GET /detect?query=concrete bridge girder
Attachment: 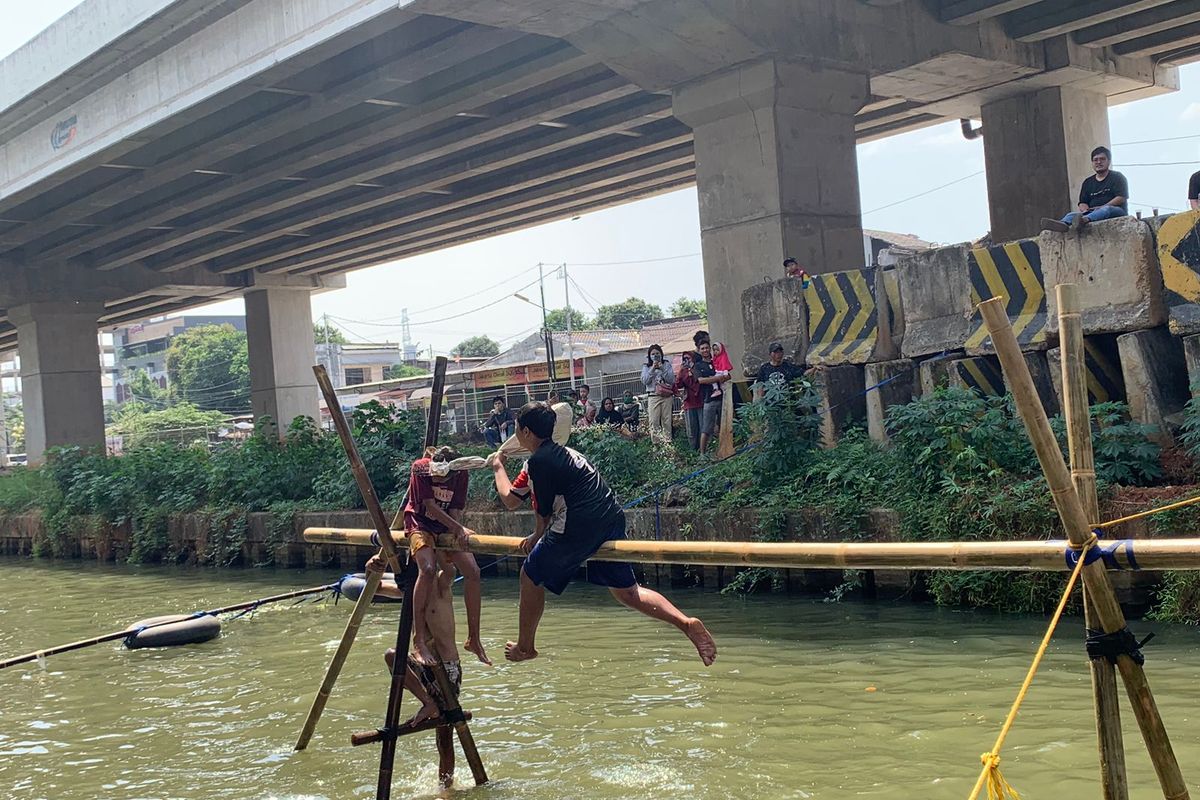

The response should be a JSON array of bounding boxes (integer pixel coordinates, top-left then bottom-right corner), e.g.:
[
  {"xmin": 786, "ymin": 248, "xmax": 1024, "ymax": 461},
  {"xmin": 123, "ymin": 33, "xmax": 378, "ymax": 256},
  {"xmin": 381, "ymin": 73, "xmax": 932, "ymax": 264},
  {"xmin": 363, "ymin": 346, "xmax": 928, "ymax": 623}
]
[{"xmin": 403, "ymin": 0, "xmax": 1176, "ymax": 360}]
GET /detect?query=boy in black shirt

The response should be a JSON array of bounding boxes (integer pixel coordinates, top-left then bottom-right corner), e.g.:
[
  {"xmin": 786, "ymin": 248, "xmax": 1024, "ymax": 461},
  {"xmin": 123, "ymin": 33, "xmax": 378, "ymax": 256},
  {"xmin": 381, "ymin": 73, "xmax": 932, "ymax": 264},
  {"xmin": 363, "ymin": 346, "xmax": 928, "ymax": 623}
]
[
  {"xmin": 755, "ymin": 342, "xmax": 804, "ymax": 400},
  {"xmin": 491, "ymin": 401, "xmax": 717, "ymax": 667},
  {"xmin": 1042, "ymin": 146, "xmax": 1128, "ymax": 232}
]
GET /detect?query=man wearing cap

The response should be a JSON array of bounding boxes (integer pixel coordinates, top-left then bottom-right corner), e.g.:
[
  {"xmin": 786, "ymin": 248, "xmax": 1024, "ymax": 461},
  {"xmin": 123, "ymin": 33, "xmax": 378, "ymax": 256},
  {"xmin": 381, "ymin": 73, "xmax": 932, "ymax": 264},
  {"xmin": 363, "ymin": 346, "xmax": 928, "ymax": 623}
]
[{"xmin": 754, "ymin": 342, "xmax": 803, "ymax": 402}]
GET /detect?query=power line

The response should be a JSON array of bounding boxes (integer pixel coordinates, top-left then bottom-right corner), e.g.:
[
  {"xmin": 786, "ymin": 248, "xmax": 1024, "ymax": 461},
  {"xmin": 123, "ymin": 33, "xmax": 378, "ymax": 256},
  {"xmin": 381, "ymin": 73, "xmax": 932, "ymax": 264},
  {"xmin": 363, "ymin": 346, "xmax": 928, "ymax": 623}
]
[
  {"xmin": 863, "ymin": 170, "xmax": 985, "ymax": 215},
  {"xmin": 1115, "ymin": 133, "xmax": 1200, "ymax": 147},
  {"xmin": 563, "ymin": 253, "xmax": 700, "ymax": 267}
]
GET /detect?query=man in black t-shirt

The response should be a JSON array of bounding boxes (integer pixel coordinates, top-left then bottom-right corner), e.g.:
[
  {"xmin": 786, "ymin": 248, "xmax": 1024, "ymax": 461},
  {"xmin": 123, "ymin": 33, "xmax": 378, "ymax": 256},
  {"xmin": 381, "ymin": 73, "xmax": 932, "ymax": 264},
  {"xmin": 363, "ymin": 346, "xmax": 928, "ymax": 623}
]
[
  {"xmin": 754, "ymin": 342, "xmax": 803, "ymax": 401},
  {"xmin": 1188, "ymin": 170, "xmax": 1200, "ymax": 210},
  {"xmin": 1042, "ymin": 146, "xmax": 1129, "ymax": 232},
  {"xmin": 491, "ymin": 401, "xmax": 717, "ymax": 667}
]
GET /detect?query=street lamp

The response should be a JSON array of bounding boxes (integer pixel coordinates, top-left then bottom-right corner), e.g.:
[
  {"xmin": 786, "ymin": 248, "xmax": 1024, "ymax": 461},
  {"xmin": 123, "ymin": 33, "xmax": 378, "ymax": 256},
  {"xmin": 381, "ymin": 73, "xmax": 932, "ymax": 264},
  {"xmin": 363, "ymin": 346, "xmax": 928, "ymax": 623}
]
[{"xmin": 513, "ymin": 288, "xmax": 556, "ymax": 384}]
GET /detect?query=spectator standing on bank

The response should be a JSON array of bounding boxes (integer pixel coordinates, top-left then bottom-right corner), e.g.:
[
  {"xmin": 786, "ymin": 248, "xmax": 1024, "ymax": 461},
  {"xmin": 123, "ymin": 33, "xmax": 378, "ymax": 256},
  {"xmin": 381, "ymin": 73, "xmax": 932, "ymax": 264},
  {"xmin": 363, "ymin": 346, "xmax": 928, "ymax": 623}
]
[
  {"xmin": 674, "ymin": 350, "xmax": 703, "ymax": 450},
  {"xmin": 754, "ymin": 342, "xmax": 804, "ymax": 401},
  {"xmin": 640, "ymin": 344, "xmax": 676, "ymax": 442},
  {"xmin": 692, "ymin": 339, "xmax": 730, "ymax": 453},
  {"xmin": 483, "ymin": 396, "xmax": 515, "ymax": 448},
  {"xmin": 577, "ymin": 384, "xmax": 599, "ymax": 419},
  {"xmin": 1042, "ymin": 146, "xmax": 1128, "ymax": 232},
  {"xmin": 1188, "ymin": 168, "xmax": 1200, "ymax": 210}
]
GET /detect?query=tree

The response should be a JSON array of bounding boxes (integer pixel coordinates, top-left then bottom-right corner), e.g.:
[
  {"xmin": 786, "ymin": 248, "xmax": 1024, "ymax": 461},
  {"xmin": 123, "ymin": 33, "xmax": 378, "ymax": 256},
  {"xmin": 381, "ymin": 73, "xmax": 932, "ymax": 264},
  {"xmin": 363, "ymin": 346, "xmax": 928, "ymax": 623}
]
[
  {"xmin": 594, "ymin": 297, "xmax": 664, "ymax": 329},
  {"xmin": 670, "ymin": 297, "xmax": 707, "ymax": 318},
  {"xmin": 314, "ymin": 321, "xmax": 347, "ymax": 344},
  {"xmin": 2, "ymin": 403, "xmax": 23, "ymax": 453},
  {"xmin": 166, "ymin": 324, "xmax": 250, "ymax": 413},
  {"xmin": 452, "ymin": 335, "xmax": 500, "ymax": 358},
  {"xmin": 108, "ymin": 401, "xmax": 228, "ymax": 445},
  {"xmin": 385, "ymin": 363, "xmax": 427, "ymax": 380},
  {"xmin": 544, "ymin": 307, "xmax": 592, "ymax": 331},
  {"xmin": 123, "ymin": 367, "xmax": 168, "ymax": 405}
]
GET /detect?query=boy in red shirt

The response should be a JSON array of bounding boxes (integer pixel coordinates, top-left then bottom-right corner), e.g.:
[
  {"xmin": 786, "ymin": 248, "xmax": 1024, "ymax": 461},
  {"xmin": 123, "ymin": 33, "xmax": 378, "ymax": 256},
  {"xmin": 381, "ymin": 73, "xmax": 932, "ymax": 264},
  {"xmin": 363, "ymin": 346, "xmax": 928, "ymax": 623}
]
[{"xmin": 402, "ymin": 446, "xmax": 490, "ymax": 666}]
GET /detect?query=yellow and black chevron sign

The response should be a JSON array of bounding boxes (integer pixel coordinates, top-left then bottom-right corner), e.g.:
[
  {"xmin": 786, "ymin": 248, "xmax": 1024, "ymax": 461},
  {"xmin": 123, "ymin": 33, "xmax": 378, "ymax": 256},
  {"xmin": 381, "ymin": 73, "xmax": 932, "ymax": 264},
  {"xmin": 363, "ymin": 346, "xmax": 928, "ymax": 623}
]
[
  {"xmin": 1082, "ymin": 338, "xmax": 1125, "ymax": 404},
  {"xmin": 805, "ymin": 268, "xmax": 877, "ymax": 364},
  {"xmin": 965, "ymin": 240, "xmax": 1047, "ymax": 352},
  {"xmin": 953, "ymin": 356, "xmax": 1004, "ymax": 397},
  {"xmin": 1157, "ymin": 210, "xmax": 1200, "ymax": 334}
]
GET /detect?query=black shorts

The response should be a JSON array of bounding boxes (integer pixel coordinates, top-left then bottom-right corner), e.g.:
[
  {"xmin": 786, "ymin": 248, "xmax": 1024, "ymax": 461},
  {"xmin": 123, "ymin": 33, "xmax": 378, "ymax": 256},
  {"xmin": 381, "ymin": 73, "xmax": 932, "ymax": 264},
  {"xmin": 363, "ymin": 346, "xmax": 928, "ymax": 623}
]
[
  {"xmin": 408, "ymin": 656, "xmax": 461, "ymax": 703},
  {"xmin": 523, "ymin": 516, "xmax": 637, "ymax": 595}
]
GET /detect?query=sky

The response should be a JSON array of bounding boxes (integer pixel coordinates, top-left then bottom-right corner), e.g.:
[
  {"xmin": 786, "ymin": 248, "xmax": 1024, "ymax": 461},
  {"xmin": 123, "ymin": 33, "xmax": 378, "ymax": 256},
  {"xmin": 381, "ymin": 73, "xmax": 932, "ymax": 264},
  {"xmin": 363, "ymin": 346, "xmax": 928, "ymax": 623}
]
[{"xmin": 6, "ymin": 3, "xmax": 1200, "ymax": 357}]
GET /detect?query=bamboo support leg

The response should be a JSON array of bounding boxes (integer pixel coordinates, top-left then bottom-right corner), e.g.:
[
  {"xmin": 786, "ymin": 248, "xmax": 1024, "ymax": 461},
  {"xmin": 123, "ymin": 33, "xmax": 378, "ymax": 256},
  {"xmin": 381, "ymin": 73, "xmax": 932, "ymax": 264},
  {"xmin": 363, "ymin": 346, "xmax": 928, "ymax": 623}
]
[
  {"xmin": 1058, "ymin": 284, "xmax": 1129, "ymax": 800},
  {"xmin": 377, "ymin": 568, "xmax": 417, "ymax": 800},
  {"xmin": 980, "ymin": 297, "xmax": 1188, "ymax": 800},
  {"xmin": 293, "ymin": 366, "xmax": 410, "ymax": 752},
  {"xmin": 429, "ymin": 662, "xmax": 488, "ymax": 786}
]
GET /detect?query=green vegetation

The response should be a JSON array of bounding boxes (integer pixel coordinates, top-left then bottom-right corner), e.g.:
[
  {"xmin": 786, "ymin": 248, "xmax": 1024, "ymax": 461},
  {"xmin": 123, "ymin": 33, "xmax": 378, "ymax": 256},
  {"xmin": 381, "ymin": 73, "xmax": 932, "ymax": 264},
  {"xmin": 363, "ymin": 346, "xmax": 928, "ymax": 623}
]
[
  {"xmin": 313, "ymin": 321, "xmax": 348, "ymax": 344},
  {"xmin": 452, "ymin": 335, "xmax": 500, "ymax": 358},
  {"xmin": 1, "ymin": 385, "xmax": 1196, "ymax": 622},
  {"xmin": 3, "ymin": 403, "xmax": 23, "ymax": 453},
  {"xmin": 384, "ymin": 363, "xmax": 427, "ymax": 380},
  {"xmin": 593, "ymin": 297, "xmax": 664, "ymax": 329},
  {"xmin": 669, "ymin": 297, "xmax": 706, "ymax": 318},
  {"xmin": 544, "ymin": 307, "xmax": 592, "ymax": 332},
  {"xmin": 165, "ymin": 324, "xmax": 251, "ymax": 413}
]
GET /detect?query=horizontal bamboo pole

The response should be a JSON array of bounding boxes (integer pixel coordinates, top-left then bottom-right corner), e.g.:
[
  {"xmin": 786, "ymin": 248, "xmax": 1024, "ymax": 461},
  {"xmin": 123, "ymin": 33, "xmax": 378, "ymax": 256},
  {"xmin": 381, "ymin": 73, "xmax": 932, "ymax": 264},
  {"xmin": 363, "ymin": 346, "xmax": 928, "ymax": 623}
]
[
  {"xmin": 351, "ymin": 712, "xmax": 474, "ymax": 746},
  {"xmin": 303, "ymin": 527, "xmax": 1200, "ymax": 572}
]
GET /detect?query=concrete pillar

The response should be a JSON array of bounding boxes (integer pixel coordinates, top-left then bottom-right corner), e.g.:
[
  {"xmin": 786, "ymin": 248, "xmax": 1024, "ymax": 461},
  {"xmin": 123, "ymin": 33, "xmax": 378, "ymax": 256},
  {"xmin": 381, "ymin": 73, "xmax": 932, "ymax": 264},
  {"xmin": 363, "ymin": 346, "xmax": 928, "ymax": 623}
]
[
  {"xmin": 244, "ymin": 288, "xmax": 319, "ymax": 430},
  {"xmin": 675, "ymin": 59, "xmax": 869, "ymax": 363},
  {"xmin": 10, "ymin": 301, "xmax": 106, "ymax": 463},
  {"xmin": 809, "ymin": 364, "xmax": 866, "ymax": 447},
  {"xmin": 981, "ymin": 86, "xmax": 1111, "ymax": 242}
]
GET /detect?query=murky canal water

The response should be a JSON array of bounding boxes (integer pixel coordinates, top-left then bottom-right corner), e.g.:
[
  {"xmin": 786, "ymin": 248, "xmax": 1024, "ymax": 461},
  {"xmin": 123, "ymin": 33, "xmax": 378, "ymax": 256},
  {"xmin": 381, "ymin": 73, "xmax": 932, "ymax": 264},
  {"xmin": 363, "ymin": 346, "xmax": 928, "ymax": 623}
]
[{"xmin": 1, "ymin": 559, "xmax": 1199, "ymax": 799}]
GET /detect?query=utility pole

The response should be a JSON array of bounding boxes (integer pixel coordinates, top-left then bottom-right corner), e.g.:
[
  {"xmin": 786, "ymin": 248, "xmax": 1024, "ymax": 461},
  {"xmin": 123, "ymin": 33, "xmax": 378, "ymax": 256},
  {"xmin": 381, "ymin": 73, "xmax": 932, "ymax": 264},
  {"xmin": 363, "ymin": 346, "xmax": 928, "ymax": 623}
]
[
  {"xmin": 0, "ymin": 355, "xmax": 9, "ymax": 458},
  {"xmin": 538, "ymin": 263, "xmax": 556, "ymax": 383},
  {"xmin": 321, "ymin": 313, "xmax": 340, "ymax": 389},
  {"xmin": 561, "ymin": 262, "xmax": 575, "ymax": 389}
]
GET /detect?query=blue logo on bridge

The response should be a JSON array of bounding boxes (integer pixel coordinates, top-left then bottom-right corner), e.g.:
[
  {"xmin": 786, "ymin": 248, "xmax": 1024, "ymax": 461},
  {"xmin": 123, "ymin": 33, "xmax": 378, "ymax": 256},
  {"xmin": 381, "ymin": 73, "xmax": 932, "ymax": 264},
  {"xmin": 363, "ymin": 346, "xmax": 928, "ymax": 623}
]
[{"xmin": 51, "ymin": 115, "xmax": 78, "ymax": 150}]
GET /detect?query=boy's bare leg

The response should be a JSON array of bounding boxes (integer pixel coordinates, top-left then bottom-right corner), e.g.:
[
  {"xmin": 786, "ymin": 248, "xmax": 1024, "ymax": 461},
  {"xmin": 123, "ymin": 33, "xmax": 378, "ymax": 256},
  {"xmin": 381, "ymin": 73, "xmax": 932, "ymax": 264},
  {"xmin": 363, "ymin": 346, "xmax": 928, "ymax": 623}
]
[
  {"xmin": 411, "ymin": 546, "xmax": 439, "ymax": 664},
  {"xmin": 505, "ymin": 567, "xmax": 544, "ymax": 662},
  {"xmin": 383, "ymin": 649, "xmax": 440, "ymax": 726},
  {"xmin": 699, "ymin": 433, "xmax": 711, "ymax": 452},
  {"xmin": 609, "ymin": 583, "xmax": 717, "ymax": 666},
  {"xmin": 448, "ymin": 550, "xmax": 491, "ymax": 665}
]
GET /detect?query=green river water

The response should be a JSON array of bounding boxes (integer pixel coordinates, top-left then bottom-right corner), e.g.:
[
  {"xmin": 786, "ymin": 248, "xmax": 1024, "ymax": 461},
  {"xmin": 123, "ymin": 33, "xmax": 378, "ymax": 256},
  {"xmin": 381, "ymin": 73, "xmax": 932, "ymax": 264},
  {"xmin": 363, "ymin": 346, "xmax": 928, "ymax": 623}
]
[{"xmin": 2, "ymin": 559, "xmax": 1199, "ymax": 799}]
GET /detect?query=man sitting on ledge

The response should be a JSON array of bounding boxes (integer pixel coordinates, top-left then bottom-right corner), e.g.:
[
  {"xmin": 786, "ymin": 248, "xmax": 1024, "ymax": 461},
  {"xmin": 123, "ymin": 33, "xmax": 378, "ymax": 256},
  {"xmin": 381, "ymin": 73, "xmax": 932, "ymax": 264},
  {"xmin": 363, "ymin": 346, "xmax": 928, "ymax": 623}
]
[{"xmin": 1042, "ymin": 146, "xmax": 1128, "ymax": 233}]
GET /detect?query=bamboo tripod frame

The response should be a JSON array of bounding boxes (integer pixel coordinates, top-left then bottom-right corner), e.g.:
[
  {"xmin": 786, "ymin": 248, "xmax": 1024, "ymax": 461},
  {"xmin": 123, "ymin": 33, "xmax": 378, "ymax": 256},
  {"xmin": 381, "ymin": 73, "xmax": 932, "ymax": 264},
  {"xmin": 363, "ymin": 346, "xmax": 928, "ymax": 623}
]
[
  {"xmin": 299, "ymin": 360, "xmax": 486, "ymax": 799},
  {"xmin": 979, "ymin": 295, "xmax": 1188, "ymax": 800},
  {"xmin": 1059, "ymin": 284, "xmax": 1128, "ymax": 800}
]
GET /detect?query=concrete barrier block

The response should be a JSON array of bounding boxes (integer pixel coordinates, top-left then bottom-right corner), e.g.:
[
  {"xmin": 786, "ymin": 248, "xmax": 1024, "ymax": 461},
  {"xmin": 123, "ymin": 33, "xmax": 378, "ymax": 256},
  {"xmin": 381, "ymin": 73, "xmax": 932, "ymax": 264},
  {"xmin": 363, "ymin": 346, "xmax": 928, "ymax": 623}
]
[
  {"xmin": 808, "ymin": 363, "xmax": 866, "ymax": 446},
  {"xmin": 804, "ymin": 267, "xmax": 897, "ymax": 365},
  {"xmin": 1042, "ymin": 216, "xmax": 1166, "ymax": 334},
  {"xmin": 1046, "ymin": 334, "xmax": 1126, "ymax": 407},
  {"xmin": 864, "ymin": 358, "xmax": 914, "ymax": 443},
  {"xmin": 964, "ymin": 239, "xmax": 1049, "ymax": 355},
  {"xmin": 917, "ymin": 353, "xmax": 956, "ymax": 396},
  {"xmin": 741, "ymin": 277, "xmax": 807, "ymax": 373},
  {"xmin": 1155, "ymin": 210, "xmax": 1200, "ymax": 335},
  {"xmin": 1117, "ymin": 328, "xmax": 1188, "ymax": 444},
  {"xmin": 948, "ymin": 355, "xmax": 1005, "ymax": 397},
  {"xmin": 896, "ymin": 244, "xmax": 972, "ymax": 358},
  {"xmin": 1185, "ymin": 334, "xmax": 1200, "ymax": 398}
]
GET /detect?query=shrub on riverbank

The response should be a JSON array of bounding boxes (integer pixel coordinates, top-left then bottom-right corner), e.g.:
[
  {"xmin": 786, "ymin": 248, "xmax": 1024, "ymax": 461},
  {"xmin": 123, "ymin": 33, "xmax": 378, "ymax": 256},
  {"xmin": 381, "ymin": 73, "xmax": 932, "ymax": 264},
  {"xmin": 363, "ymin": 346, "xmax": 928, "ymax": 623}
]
[{"xmin": 0, "ymin": 390, "xmax": 1194, "ymax": 620}]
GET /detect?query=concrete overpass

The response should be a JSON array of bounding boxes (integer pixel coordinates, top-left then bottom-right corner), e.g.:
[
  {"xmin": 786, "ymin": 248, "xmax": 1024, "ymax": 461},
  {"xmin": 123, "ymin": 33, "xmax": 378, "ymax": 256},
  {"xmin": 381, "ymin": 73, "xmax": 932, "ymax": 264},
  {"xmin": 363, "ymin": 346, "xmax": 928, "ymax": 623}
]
[{"xmin": 1, "ymin": 0, "xmax": 1198, "ymax": 459}]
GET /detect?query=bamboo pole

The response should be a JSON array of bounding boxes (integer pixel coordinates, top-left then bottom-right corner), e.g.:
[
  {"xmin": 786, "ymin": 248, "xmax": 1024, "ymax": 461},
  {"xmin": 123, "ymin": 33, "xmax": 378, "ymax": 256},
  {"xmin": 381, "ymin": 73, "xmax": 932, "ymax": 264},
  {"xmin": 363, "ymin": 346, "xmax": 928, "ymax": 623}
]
[
  {"xmin": 351, "ymin": 712, "xmax": 474, "ymax": 746},
  {"xmin": 0, "ymin": 582, "xmax": 335, "ymax": 671},
  {"xmin": 302, "ymin": 527, "xmax": 1200, "ymax": 571},
  {"xmin": 429, "ymin": 661, "xmax": 488, "ymax": 785},
  {"xmin": 716, "ymin": 383, "xmax": 735, "ymax": 459},
  {"xmin": 979, "ymin": 296, "xmax": 1188, "ymax": 800},
  {"xmin": 294, "ymin": 366, "xmax": 409, "ymax": 752},
  {"xmin": 1059, "ymin": 283, "xmax": 1130, "ymax": 800},
  {"xmin": 375, "ymin": 356, "xmax": 456, "ymax": 800}
]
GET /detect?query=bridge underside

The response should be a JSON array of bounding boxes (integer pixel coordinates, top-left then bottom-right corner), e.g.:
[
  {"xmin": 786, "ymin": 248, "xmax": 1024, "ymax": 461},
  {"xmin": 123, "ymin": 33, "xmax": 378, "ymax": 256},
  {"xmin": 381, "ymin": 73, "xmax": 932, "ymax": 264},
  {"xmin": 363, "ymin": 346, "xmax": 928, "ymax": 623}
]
[{"xmin": 3, "ymin": 0, "xmax": 1200, "ymax": 457}]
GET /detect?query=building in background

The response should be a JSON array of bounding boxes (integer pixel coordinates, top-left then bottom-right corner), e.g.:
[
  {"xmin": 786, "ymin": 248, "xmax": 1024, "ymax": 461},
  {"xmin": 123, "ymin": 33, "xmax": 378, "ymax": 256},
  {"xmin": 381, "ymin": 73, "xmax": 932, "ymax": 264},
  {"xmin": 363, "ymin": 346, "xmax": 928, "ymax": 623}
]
[
  {"xmin": 315, "ymin": 340, "xmax": 404, "ymax": 389},
  {"xmin": 112, "ymin": 316, "xmax": 246, "ymax": 402}
]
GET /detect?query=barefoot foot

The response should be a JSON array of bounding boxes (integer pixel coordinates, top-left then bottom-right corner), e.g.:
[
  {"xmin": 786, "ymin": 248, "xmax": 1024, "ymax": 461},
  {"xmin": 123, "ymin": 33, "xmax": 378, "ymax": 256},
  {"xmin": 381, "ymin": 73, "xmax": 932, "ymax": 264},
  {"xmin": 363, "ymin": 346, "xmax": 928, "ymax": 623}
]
[
  {"xmin": 504, "ymin": 641, "xmax": 539, "ymax": 662},
  {"xmin": 411, "ymin": 638, "xmax": 437, "ymax": 666},
  {"xmin": 404, "ymin": 700, "xmax": 441, "ymax": 728},
  {"xmin": 685, "ymin": 618, "xmax": 717, "ymax": 666},
  {"xmin": 465, "ymin": 637, "xmax": 493, "ymax": 666}
]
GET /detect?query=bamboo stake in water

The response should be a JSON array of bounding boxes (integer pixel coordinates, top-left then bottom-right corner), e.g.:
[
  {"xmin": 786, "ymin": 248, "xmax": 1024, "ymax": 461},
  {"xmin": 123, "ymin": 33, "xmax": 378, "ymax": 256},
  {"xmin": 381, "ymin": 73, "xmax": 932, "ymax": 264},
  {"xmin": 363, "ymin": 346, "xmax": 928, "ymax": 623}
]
[
  {"xmin": 1058, "ymin": 283, "xmax": 1129, "ymax": 800},
  {"xmin": 293, "ymin": 365, "xmax": 408, "ymax": 752},
  {"xmin": 979, "ymin": 296, "xmax": 1188, "ymax": 800}
]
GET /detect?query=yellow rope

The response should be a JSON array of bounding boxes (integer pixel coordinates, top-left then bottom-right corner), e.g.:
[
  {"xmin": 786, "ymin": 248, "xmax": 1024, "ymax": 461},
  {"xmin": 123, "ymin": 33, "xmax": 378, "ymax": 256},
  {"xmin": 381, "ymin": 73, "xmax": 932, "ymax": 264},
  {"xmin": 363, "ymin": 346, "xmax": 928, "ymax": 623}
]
[
  {"xmin": 1095, "ymin": 492, "xmax": 1200, "ymax": 530},
  {"xmin": 965, "ymin": 534, "xmax": 1095, "ymax": 800}
]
